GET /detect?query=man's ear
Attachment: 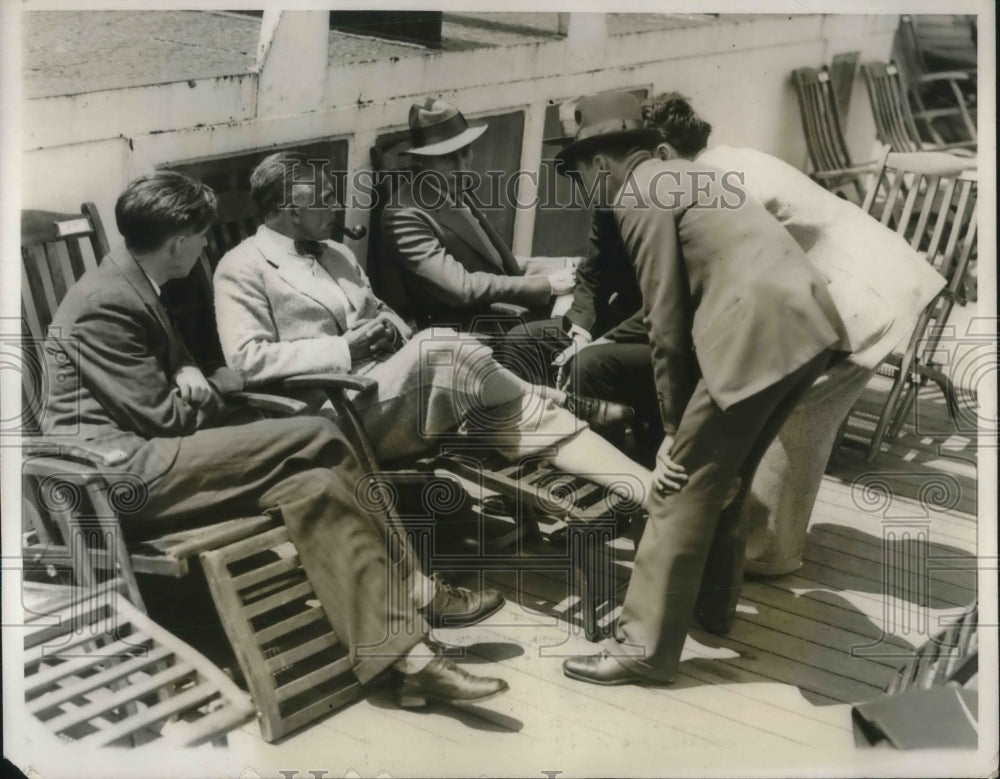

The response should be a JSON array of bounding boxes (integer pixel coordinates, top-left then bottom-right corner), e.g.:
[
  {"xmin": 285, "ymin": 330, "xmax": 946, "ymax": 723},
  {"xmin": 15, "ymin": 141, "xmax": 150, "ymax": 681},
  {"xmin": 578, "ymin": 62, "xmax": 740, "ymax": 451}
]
[
  {"xmin": 164, "ymin": 233, "xmax": 185, "ymax": 257},
  {"xmin": 657, "ymin": 142, "xmax": 681, "ymax": 161}
]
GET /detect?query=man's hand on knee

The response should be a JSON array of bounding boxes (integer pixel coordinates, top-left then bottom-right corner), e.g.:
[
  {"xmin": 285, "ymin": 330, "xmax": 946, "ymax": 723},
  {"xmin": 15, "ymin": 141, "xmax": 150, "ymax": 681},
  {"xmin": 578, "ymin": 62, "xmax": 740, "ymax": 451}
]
[{"xmin": 653, "ymin": 434, "xmax": 688, "ymax": 495}]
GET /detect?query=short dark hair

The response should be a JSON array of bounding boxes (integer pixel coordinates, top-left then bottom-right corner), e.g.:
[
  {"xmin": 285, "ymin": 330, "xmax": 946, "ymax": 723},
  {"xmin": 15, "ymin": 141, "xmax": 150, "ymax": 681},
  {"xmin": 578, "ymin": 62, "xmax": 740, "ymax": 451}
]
[
  {"xmin": 115, "ymin": 171, "xmax": 217, "ymax": 252},
  {"xmin": 641, "ymin": 92, "xmax": 712, "ymax": 157},
  {"xmin": 250, "ymin": 151, "xmax": 330, "ymax": 216}
]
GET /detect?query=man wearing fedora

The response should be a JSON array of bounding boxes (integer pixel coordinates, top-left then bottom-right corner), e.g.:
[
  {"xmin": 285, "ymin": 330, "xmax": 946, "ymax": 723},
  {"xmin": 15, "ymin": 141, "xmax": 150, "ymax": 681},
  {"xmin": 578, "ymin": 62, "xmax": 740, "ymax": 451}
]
[
  {"xmin": 554, "ymin": 91, "xmax": 850, "ymax": 686},
  {"xmin": 379, "ymin": 97, "xmax": 577, "ymax": 335}
]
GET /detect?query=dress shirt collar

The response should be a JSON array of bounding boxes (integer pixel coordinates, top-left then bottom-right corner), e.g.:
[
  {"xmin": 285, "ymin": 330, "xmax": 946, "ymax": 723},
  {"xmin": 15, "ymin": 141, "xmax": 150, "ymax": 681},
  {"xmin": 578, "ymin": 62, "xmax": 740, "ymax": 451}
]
[{"xmin": 259, "ymin": 223, "xmax": 317, "ymax": 257}]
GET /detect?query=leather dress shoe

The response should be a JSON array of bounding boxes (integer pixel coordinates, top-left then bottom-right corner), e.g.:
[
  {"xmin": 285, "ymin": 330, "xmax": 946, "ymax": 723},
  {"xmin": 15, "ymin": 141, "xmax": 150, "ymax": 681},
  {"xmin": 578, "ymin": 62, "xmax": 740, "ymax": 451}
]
[
  {"xmin": 421, "ymin": 575, "xmax": 505, "ymax": 628},
  {"xmin": 395, "ymin": 656, "xmax": 509, "ymax": 708},
  {"xmin": 562, "ymin": 649, "xmax": 647, "ymax": 686},
  {"xmin": 563, "ymin": 394, "xmax": 636, "ymax": 431}
]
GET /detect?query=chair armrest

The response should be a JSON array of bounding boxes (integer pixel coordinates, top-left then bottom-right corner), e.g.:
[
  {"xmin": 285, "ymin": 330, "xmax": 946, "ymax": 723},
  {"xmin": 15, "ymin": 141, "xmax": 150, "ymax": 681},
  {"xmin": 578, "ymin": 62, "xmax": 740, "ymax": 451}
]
[
  {"xmin": 489, "ymin": 302, "xmax": 530, "ymax": 317},
  {"xmin": 916, "ymin": 70, "xmax": 973, "ymax": 84},
  {"xmin": 812, "ymin": 162, "xmax": 880, "ymax": 180},
  {"xmin": 228, "ymin": 391, "xmax": 308, "ymax": 416},
  {"xmin": 277, "ymin": 373, "xmax": 379, "ymax": 393},
  {"xmin": 21, "ymin": 436, "xmax": 129, "ymax": 469}
]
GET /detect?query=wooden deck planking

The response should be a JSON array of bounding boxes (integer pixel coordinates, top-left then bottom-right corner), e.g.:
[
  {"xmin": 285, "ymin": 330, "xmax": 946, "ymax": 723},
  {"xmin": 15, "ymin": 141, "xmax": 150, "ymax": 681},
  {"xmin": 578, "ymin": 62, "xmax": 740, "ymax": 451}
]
[{"xmin": 225, "ymin": 369, "xmax": 979, "ymax": 765}]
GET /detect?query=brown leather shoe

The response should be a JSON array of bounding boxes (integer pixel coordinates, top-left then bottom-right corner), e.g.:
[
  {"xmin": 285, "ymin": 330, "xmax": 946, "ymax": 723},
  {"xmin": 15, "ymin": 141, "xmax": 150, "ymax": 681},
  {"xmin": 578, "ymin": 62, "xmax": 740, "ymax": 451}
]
[
  {"xmin": 562, "ymin": 649, "xmax": 647, "ymax": 686},
  {"xmin": 563, "ymin": 394, "xmax": 636, "ymax": 431},
  {"xmin": 395, "ymin": 656, "xmax": 509, "ymax": 708},
  {"xmin": 421, "ymin": 574, "xmax": 505, "ymax": 628}
]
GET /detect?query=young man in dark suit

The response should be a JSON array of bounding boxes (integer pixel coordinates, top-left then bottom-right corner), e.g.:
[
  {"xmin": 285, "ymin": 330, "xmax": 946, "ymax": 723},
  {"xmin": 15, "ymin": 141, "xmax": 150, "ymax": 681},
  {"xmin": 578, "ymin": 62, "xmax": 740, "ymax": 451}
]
[
  {"xmin": 554, "ymin": 92, "xmax": 849, "ymax": 686},
  {"xmin": 42, "ymin": 170, "xmax": 508, "ymax": 708}
]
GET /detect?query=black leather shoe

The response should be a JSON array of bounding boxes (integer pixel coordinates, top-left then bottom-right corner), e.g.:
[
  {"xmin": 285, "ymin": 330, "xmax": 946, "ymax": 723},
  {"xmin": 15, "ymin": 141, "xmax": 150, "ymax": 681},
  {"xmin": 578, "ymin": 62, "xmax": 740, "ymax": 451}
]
[
  {"xmin": 563, "ymin": 394, "xmax": 636, "ymax": 431},
  {"xmin": 421, "ymin": 575, "xmax": 505, "ymax": 628},
  {"xmin": 395, "ymin": 656, "xmax": 509, "ymax": 708},
  {"xmin": 562, "ymin": 649, "xmax": 647, "ymax": 686}
]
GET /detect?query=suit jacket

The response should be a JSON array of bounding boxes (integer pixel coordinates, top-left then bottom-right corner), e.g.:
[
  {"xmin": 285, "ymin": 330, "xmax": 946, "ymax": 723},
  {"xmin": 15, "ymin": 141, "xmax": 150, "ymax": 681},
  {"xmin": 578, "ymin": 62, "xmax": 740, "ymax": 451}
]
[
  {"xmin": 616, "ymin": 157, "xmax": 849, "ymax": 434},
  {"xmin": 214, "ymin": 225, "xmax": 411, "ymax": 385},
  {"xmin": 700, "ymin": 146, "xmax": 945, "ymax": 369},
  {"xmin": 379, "ymin": 181, "xmax": 552, "ymax": 328},
  {"xmin": 42, "ymin": 249, "xmax": 222, "ymax": 472},
  {"xmin": 563, "ymin": 208, "xmax": 646, "ymax": 343}
]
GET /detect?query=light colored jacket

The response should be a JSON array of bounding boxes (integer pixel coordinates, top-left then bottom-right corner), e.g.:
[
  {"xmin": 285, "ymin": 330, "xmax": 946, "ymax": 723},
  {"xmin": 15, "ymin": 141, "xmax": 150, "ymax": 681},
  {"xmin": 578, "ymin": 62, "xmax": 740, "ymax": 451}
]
[
  {"xmin": 214, "ymin": 224, "xmax": 410, "ymax": 385},
  {"xmin": 700, "ymin": 146, "xmax": 946, "ymax": 369}
]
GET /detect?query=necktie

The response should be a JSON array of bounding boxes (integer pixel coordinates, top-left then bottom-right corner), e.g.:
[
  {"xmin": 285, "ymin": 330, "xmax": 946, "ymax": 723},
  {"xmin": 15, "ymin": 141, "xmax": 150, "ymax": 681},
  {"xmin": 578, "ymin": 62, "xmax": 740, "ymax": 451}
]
[{"xmin": 294, "ymin": 239, "xmax": 325, "ymax": 261}]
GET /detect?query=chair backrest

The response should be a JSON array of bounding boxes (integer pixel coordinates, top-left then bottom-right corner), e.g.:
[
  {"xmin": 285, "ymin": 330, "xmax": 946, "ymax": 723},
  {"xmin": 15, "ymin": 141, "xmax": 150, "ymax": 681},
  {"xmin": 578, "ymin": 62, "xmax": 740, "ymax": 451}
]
[
  {"xmin": 862, "ymin": 150, "xmax": 977, "ymax": 293},
  {"xmin": 791, "ymin": 66, "xmax": 854, "ymax": 175},
  {"xmin": 366, "ymin": 137, "xmax": 425, "ymax": 325},
  {"xmin": 20, "ymin": 203, "xmax": 111, "ymax": 433},
  {"xmin": 21, "ymin": 203, "xmax": 111, "ymax": 342},
  {"xmin": 893, "ymin": 14, "xmax": 930, "ymax": 82},
  {"xmin": 896, "ymin": 14, "xmax": 977, "ymax": 78},
  {"xmin": 861, "ymin": 61, "xmax": 924, "ymax": 153}
]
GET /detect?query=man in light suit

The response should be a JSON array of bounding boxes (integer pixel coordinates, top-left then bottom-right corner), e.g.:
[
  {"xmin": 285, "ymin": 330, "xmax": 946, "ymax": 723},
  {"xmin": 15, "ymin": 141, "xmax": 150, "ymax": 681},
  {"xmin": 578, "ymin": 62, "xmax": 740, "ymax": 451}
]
[
  {"xmin": 641, "ymin": 92, "xmax": 947, "ymax": 575},
  {"xmin": 379, "ymin": 98, "xmax": 577, "ymax": 333},
  {"xmin": 555, "ymin": 91, "xmax": 849, "ymax": 686},
  {"xmin": 43, "ymin": 171, "xmax": 509, "ymax": 708},
  {"xmin": 214, "ymin": 152, "xmax": 652, "ymax": 508}
]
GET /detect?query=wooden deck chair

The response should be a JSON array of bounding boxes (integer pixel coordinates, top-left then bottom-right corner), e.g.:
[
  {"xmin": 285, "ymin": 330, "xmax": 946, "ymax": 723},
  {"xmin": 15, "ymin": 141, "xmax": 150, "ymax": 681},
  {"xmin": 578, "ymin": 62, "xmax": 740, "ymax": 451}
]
[
  {"xmin": 19, "ymin": 202, "xmax": 380, "ymax": 741},
  {"xmin": 22, "ymin": 579, "xmax": 255, "ymax": 748},
  {"xmin": 886, "ymin": 600, "xmax": 977, "ymax": 694},
  {"xmin": 367, "ymin": 135, "xmax": 423, "ymax": 325},
  {"xmin": 861, "ymin": 61, "xmax": 976, "ymax": 155},
  {"xmin": 19, "ymin": 203, "xmax": 316, "ymax": 611},
  {"xmin": 845, "ymin": 151, "xmax": 977, "ymax": 461},
  {"xmin": 893, "ymin": 15, "xmax": 977, "ymax": 148},
  {"xmin": 791, "ymin": 66, "xmax": 879, "ymax": 203}
]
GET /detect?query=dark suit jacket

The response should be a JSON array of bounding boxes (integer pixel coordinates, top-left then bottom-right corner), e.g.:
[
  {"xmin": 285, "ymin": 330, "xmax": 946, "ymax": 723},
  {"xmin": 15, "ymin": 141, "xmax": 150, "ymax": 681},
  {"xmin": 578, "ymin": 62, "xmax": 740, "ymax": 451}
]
[
  {"xmin": 563, "ymin": 208, "xmax": 646, "ymax": 343},
  {"xmin": 379, "ymin": 181, "xmax": 551, "ymax": 328},
  {"xmin": 42, "ymin": 249, "xmax": 228, "ymax": 474},
  {"xmin": 615, "ymin": 158, "xmax": 849, "ymax": 434}
]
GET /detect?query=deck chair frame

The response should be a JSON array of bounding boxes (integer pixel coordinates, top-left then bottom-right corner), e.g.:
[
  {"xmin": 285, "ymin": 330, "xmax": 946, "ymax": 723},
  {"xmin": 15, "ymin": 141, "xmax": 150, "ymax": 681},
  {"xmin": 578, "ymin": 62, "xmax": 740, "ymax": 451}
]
[
  {"xmin": 861, "ymin": 60, "xmax": 976, "ymax": 155},
  {"xmin": 791, "ymin": 65, "xmax": 876, "ymax": 203},
  {"xmin": 840, "ymin": 150, "xmax": 977, "ymax": 461}
]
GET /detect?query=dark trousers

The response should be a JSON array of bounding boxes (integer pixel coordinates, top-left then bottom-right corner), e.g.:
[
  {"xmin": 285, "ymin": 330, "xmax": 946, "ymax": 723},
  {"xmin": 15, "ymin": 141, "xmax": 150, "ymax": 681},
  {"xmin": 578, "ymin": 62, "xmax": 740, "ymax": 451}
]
[
  {"xmin": 492, "ymin": 316, "xmax": 568, "ymax": 385},
  {"xmin": 616, "ymin": 350, "xmax": 833, "ymax": 681},
  {"xmin": 504, "ymin": 318, "xmax": 663, "ymax": 464},
  {"xmin": 126, "ymin": 416, "xmax": 428, "ymax": 683},
  {"xmin": 572, "ymin": 342, "xmax": 663, "ymax": 465}
]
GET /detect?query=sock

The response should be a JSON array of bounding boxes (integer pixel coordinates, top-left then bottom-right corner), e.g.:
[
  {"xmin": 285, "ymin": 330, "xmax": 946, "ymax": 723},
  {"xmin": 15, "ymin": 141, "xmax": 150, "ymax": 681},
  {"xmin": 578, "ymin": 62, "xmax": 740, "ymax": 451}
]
[{"xmin": 393, "ymin": 640, "xmax": 437, "ymax": 674}]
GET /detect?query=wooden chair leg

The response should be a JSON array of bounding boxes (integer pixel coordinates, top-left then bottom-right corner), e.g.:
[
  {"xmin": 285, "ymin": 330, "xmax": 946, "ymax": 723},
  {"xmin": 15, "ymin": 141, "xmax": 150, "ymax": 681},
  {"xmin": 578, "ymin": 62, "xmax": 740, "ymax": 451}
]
[{"xmin": 866, "ymin": 368, "xmax": 911, "ymax": 462}]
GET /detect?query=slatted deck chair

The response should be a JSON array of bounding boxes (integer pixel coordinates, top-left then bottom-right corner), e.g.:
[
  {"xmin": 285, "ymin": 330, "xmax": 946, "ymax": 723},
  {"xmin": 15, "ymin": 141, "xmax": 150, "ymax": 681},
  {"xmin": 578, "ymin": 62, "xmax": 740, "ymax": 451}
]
[
  {"xmin": 841, "ymin": 151, "xmax": 977, "ymax": 461},
  {"xmin": 19, "ymin": 203, "xmax": 307, "ymax": 612},
  {"xmin": 367, "ymin": 136, "xmax": 423, "ymax": 325},
  {"xmin": 19, "ymin": 203, "xmax": 371, "ymax": 742},
  {"xmin": 791, "ymin": 66, "xmax": 879, "ymax": 203},
  {"xmin": 862, "ymin": 61, "xmax": 976, "ymax": 156},
  {"xmin": 893, "ymin": 15, "xmax": 977, "ymax": 148},
  {"xmin": 22, "ymin": 579, "xmax": 255, "ymax": 747},
  {"xmin": 887, "ymin": 601, "xmax": 978, "ymax": 695}
]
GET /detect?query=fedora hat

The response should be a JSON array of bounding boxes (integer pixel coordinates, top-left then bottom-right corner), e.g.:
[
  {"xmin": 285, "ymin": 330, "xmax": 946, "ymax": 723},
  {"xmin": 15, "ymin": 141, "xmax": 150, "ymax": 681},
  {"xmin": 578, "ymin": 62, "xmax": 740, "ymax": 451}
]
[
  {"xmin": 554, "ymin": 91, "xmax": 661, "ymax": 172},
  {"xmin": 405, "ymin": 97, "xmax": 488, "ymax": 156},
  {"xmin": 543, "ymin": 96, "xmax": 582, "ymax": 146}
]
